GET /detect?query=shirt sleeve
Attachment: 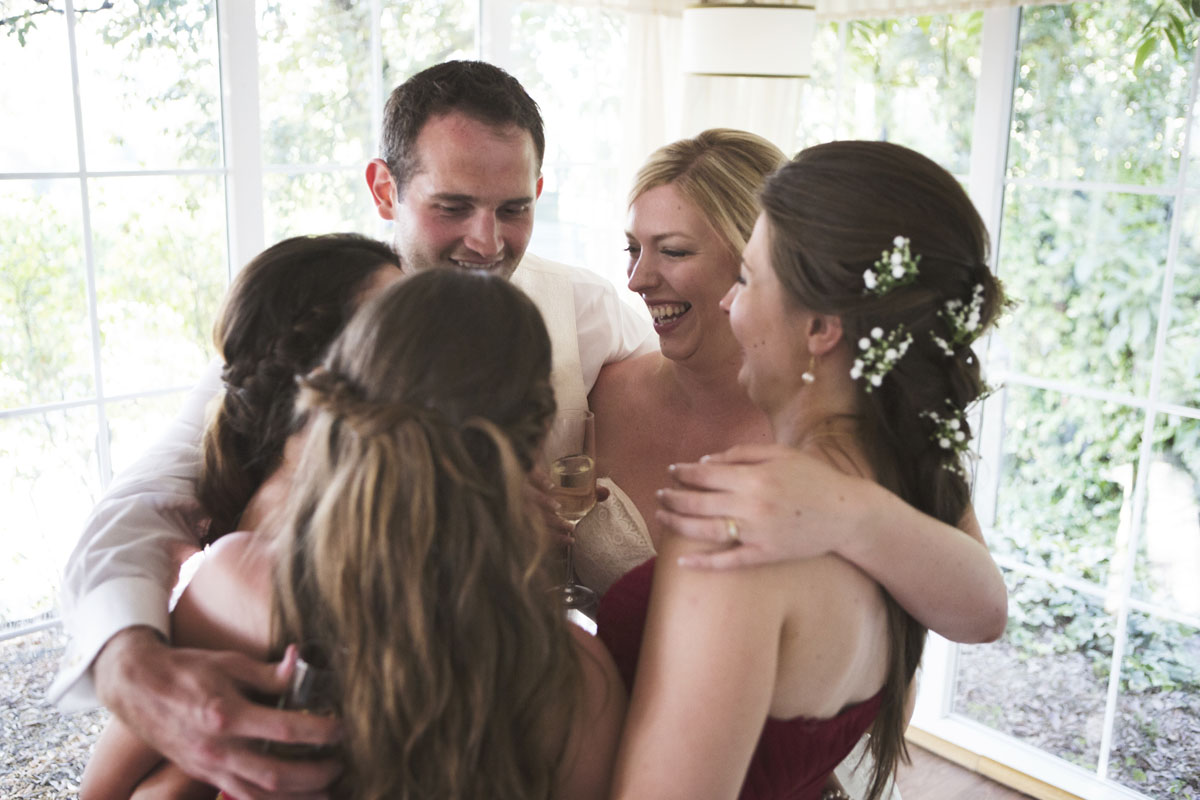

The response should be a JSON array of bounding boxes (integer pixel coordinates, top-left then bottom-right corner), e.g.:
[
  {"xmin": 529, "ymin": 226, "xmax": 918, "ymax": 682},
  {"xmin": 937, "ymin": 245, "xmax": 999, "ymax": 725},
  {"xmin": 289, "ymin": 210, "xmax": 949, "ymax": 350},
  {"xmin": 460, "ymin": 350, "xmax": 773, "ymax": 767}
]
[
  {"xmin": 48, "ymin": 362, "xmax": 220, "ymax": 711},
  {"xmin": 571, "ymin": 269, "xmax": 657, "ymax": 393}
]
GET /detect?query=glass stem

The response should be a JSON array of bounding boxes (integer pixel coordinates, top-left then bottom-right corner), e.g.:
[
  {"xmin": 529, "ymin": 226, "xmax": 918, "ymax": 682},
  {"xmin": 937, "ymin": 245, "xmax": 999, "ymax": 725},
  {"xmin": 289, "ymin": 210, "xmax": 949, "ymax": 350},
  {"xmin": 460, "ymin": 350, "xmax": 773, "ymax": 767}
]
[{"xmin": 564, "ymin": 523, "xmax": 577, "ymax": 587}]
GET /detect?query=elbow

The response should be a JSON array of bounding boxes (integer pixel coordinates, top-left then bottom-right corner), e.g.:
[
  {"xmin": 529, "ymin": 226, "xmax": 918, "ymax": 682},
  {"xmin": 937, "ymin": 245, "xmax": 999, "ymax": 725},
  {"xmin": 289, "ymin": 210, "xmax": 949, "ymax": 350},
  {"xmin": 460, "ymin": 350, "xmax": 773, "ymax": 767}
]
[{"xmin": 963, "ymin": 596, "xmax": 1008, "ymax": 644}]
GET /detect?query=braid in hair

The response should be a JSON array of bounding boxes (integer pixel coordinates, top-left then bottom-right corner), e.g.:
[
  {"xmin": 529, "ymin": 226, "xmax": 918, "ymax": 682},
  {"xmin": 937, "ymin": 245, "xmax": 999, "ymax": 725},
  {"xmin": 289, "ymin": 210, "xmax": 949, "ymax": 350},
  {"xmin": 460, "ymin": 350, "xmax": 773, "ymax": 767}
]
[{"xmin": 198, "ymin": 233, "xmax": 399, "ymax": 543}]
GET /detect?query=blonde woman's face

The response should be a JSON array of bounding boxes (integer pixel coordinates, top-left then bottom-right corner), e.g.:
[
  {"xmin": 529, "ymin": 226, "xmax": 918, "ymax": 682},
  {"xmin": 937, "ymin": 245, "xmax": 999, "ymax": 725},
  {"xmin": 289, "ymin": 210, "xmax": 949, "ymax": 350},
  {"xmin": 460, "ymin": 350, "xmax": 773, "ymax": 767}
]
[{"xmin": 625, "ymin": 183, "xmax": 741, "ymax": 366}]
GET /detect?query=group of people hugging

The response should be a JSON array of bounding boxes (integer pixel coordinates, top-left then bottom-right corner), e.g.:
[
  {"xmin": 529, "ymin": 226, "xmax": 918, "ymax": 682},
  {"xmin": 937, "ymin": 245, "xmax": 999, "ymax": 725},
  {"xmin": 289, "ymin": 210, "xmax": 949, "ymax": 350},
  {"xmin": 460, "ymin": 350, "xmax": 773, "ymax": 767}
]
[{"xmin": 50, "ymin": 59, "xmax": 1010, "ymax": 800}]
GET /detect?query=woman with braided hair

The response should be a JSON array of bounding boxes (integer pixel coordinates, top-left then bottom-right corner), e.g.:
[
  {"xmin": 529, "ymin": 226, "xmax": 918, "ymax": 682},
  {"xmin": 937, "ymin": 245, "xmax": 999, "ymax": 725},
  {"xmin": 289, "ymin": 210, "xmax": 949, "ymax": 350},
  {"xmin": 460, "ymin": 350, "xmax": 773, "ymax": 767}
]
[
  {"xmin": 597, "ymin": 140, "xmax": 1004, "ymax": 800},
  {"xmin": 82, "ymin": 269, "xmax": 625, "ymax": 799},
  {"xmin": 197, "ymin": 233, "xmax": 403, "ymax": 545}
]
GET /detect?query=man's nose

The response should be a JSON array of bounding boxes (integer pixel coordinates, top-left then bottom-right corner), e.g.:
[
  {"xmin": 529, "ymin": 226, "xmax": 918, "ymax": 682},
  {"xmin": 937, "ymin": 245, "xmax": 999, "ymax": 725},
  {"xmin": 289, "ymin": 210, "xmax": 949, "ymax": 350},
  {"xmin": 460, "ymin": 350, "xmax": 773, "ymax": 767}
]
[{"xmin": 463, "ymin": 212, "xmax": 502, "ymax": 256}]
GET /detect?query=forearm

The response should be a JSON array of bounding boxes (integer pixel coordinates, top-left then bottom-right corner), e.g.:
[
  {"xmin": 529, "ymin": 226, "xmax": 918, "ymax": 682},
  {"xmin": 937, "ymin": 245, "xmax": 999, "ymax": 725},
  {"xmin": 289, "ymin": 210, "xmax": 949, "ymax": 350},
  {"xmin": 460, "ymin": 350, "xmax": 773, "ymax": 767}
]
[
  {"xmin": 840, "ymin": 488, "xmax": 1007, "ymax": 643},
  {"xmin": 51, "ymin": 363, "xmax": 219, "ymax": 710}
]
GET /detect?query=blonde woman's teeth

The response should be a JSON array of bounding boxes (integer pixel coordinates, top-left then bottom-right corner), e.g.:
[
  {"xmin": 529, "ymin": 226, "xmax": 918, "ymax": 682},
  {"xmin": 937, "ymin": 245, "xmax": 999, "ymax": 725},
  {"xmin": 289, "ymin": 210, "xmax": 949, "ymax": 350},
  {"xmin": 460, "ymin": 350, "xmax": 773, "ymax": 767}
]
[{"xmin": 650, "ymin": 303, "xmax": 691, "ymax": 323}]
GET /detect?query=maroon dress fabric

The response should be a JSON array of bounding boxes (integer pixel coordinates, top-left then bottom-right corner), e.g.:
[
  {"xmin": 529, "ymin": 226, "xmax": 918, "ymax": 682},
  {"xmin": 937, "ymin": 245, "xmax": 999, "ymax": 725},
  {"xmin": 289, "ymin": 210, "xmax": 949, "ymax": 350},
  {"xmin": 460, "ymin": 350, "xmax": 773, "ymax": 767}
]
[{"xmin": 596, "ymin": 558, "xmax": 884, "ymax": 800}]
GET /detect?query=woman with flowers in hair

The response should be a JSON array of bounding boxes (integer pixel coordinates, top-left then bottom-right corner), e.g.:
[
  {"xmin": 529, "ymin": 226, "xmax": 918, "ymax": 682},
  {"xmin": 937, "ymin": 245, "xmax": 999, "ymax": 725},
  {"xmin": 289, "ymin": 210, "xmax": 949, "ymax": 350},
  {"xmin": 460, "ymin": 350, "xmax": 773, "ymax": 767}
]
[
  {"xmin": 82, "ymin": 269, "xmax": 625, "ymax": 799},
  {"xmin": 597, "ymin": 140, "xmax": 1004, "ymax": 800}
]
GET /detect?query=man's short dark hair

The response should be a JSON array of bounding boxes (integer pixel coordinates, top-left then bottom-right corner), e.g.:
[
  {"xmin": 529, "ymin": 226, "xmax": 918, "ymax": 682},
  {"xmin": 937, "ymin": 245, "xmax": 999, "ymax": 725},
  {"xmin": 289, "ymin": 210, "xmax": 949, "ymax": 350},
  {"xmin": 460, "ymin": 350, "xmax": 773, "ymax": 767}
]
[{"xmin": 380, "ymin": 60, "xmax": 546, "ymax": 193}]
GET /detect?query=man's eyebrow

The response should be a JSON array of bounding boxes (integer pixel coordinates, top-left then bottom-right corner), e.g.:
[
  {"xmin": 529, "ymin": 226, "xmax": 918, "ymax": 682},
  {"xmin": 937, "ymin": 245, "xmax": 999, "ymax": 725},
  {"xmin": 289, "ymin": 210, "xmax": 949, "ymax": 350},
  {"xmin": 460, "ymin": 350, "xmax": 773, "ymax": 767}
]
[{"xmin": 429, "ymin": 192, "xmax": 535, "ymax": 205}]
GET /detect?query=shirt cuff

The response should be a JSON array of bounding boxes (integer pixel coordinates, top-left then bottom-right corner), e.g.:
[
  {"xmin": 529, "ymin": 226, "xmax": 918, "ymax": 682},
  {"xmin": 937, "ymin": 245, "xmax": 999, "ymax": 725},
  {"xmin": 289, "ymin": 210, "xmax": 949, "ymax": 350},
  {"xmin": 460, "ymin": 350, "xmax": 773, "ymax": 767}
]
[{"xmin": 48, "ymin": 576, "xmax": 172, "ymax": 712}]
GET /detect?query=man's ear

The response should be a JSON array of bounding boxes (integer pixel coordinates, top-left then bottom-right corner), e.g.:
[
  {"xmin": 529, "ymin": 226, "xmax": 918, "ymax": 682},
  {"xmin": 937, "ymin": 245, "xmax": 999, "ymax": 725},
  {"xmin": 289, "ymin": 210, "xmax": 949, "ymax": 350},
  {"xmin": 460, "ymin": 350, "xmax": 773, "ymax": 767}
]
[
  {"xmin": 366, "ymin": 159, "xmax": 399, "ymax": 221},
  {"xmin": 806, "ymin": 313, "xmax": 844, "ymax": 357},
  {"xmin": 535, "ymin": 174, "xmax": 544, "ymax": 200}
]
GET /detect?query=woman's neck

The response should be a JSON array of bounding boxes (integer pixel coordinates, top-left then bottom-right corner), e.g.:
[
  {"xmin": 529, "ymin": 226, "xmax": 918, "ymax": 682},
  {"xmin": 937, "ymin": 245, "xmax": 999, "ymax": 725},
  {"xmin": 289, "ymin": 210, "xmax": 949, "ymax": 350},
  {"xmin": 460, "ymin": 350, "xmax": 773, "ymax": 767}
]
[{"xmin": 658, "ymin": 348, "xmax": 762, "ymax": 423}]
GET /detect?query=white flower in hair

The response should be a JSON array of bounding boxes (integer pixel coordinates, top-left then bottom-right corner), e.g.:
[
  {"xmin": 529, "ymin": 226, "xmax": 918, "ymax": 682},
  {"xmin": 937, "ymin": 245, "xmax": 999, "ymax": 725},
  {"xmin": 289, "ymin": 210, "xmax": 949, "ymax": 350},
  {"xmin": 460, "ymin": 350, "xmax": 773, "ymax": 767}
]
[
  {"xmin": 933, "ymin": 283, "xmax": 987, "ymax": 357},
  {"xmin": 850, "ymin": 324, "xmax": 912, "ymax": 393},
  {"xmin": 861, "ymin": 236, "xmax": 921, "ymax": 296}
]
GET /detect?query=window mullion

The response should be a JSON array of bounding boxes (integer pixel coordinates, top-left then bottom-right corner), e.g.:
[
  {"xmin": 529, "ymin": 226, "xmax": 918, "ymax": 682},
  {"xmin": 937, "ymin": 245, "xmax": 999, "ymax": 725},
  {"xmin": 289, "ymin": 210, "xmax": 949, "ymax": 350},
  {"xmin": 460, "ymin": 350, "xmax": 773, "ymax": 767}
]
[
  {"xmin": 217, "ymin": 0, "xmax": 265, "ymax": 277},
  {"xmin": 1094, "ymin": 38, "xmax": 1200, "ymax": 782},
  {"xmin": 63, "ymin": 0, "xmax": 112, "ymax": 488}
]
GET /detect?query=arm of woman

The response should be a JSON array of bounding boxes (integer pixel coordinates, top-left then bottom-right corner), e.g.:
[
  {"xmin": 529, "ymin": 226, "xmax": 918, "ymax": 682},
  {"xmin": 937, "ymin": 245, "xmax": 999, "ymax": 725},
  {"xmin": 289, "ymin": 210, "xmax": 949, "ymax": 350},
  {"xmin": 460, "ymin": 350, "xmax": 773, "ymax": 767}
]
[
  {"xmin": 656, "ymin": 443, "xmax": 1007, "ymax": 644},
  {"xmin": 555, "ymin": 625, "xmax": 627, "ymax": 800},
  {"xmin": 79, "ymin": 533, "xmax": 284, "ymax": 800},
  {"xmin": 609, "ymin": 534, "xmax": 786, "ymax": 800}
]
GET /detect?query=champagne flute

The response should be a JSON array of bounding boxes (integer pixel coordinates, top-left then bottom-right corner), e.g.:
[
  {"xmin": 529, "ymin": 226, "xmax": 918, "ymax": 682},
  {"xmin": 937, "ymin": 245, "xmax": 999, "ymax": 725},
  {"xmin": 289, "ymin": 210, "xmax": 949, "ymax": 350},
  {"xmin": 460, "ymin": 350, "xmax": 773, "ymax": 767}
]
[{"xmin": 546, "ymin": 409, "xmax": 597, "ymax": 610}]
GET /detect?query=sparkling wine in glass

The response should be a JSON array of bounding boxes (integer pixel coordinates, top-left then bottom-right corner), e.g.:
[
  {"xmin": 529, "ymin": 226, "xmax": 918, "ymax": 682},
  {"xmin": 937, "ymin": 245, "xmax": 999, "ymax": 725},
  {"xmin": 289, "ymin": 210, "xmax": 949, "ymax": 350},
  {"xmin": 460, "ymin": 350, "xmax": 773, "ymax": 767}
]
[{"xmin": 547, "ymin": 409, "xmax": 597, "ymax": 610}]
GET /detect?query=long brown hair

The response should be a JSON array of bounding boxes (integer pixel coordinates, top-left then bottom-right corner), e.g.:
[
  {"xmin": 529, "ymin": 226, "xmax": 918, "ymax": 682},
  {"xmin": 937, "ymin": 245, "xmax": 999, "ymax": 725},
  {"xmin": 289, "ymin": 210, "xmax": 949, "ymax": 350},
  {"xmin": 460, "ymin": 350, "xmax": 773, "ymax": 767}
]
[
  {"xmin": 271, "ymin": 269, "xmax": 578, "ymax": 799},
  {"xmin": 759, "ymin": 141, "xmax": 1005, "ymax": 800},
  {"xmin": 197, "ymin": 233, "xmax": 400, "ymax": 543}
]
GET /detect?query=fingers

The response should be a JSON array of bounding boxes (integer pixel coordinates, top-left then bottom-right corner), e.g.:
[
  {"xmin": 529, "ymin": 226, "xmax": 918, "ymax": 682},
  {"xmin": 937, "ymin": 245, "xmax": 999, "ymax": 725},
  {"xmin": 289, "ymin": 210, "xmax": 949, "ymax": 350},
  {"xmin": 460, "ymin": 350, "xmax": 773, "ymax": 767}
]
[
  {"xmin": 696, "ymin": 442, "xmax": 792, "ymax": 465},
  {"xmin": 217, "ymin": 749, "xmax": 342, "ymax": 798},
  {"xmin": 655, "ymin": 509, "xmax": 738, "ymax": 544},
  {"xmin": 667, "ymin": 460, "xmax": 748, "ymax": 492},
  {"xmin": 656, "ymin": 486, "xmax": 740, "ymax": 520}
]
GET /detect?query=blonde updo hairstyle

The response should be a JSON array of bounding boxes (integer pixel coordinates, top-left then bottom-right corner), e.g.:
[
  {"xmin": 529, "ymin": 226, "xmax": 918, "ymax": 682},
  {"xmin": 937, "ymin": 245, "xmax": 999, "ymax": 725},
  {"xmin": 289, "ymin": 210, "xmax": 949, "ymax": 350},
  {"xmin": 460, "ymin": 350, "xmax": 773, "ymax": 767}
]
[{"xmin": 630, "ymin": 128, "xmax": 787, "ymax": 258}]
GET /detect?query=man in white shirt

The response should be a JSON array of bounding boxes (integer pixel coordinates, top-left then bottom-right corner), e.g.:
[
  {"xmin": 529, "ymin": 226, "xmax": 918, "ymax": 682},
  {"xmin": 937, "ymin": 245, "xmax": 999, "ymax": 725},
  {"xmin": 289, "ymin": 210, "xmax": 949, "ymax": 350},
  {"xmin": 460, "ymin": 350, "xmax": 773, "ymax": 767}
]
[{"xmin": 52, "ymin": 60, "xmax": 653, "ymax": 798}]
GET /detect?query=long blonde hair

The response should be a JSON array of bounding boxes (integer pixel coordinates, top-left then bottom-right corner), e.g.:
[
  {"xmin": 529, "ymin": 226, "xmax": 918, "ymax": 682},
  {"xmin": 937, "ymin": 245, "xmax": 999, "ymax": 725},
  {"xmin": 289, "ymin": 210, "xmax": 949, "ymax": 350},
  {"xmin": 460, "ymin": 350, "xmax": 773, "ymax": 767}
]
[
  {"xmin": 630, "ymin": 128, "xmax": 787, "ymax": 257},
  {"xmin": 271, "ymin": 270, "xmax": 577, "ymax": 799}
]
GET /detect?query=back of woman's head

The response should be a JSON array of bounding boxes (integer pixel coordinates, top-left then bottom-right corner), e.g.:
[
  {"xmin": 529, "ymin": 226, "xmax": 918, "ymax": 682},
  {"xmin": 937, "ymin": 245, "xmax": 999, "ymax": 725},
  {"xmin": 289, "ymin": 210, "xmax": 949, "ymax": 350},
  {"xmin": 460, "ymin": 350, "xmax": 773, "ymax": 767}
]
[
  {"xmin": 631, "ymin": 128, "xmax": 787, "ymax": 257},
  {"xmin": 273, "ymin": 270, "xmax": 571, "ymax": 799},
  {"xmin": 199, "ymin": 233, "xmax": 400, "ymax": 542},
  {"xmin": 758, "ymin": 140, "xmax": 1005, "ymax": 800}
]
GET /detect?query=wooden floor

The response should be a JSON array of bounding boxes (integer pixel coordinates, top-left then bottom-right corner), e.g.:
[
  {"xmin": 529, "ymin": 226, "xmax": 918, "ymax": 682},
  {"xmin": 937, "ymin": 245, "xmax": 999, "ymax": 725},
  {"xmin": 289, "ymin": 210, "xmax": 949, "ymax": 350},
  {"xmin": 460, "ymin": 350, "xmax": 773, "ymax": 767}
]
[{"xmin": 895, "ymin": 744, "xmax": 1036, "ymax": 800}]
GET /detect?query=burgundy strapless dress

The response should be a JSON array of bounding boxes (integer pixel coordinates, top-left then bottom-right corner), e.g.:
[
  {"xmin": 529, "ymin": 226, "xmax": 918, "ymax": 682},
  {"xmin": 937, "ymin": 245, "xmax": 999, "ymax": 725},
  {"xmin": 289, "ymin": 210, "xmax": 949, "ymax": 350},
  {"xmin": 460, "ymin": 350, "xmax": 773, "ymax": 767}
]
[{"xmin": 597, "ymin": 558, "xmax": 883, "ymax": 800}]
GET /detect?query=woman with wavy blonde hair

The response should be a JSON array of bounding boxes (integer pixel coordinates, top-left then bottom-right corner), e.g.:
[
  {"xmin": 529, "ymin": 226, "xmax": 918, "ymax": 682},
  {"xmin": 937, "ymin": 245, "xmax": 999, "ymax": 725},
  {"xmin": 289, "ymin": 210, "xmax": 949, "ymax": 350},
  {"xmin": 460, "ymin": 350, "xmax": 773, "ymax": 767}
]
[{"xmin": 83, "ymin": 269, "xmax": 624, "ymax": 799}]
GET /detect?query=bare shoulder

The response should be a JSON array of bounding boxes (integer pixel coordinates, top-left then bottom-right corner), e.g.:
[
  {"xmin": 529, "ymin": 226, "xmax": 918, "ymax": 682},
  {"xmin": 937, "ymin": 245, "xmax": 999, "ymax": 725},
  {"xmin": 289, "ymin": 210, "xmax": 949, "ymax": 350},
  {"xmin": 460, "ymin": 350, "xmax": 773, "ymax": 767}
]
[
  {"xmin": 656, "ymin": 533, "xmax": 888, "ymax": 717},
  {"xmin": 171, "ymin": 531, "xmax": 274, "ymax": 659},
  {"xmin": 590, "ymin": 352, "xmax": 660, "ymax": 413}
]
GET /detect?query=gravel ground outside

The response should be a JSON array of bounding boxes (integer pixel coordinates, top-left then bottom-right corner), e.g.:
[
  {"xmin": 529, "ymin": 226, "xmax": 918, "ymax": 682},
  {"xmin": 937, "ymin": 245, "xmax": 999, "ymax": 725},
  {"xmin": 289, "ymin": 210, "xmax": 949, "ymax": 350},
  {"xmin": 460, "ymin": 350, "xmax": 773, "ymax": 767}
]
[
  {"xmin": 955, "ymin": 639, "xmax": 1200, "ymax": 799},
  {"xmin": 1, "ymin": 627, "xmax": 107, "ymax": 800}
]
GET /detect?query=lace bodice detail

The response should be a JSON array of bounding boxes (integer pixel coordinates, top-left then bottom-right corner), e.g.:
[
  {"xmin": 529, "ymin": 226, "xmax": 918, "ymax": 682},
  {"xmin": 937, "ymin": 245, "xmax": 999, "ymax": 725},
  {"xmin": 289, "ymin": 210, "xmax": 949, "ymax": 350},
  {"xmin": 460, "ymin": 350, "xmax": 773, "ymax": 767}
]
[{"xmin": 573, "ymin": 478, "xmax": 656, "ymax": 596}]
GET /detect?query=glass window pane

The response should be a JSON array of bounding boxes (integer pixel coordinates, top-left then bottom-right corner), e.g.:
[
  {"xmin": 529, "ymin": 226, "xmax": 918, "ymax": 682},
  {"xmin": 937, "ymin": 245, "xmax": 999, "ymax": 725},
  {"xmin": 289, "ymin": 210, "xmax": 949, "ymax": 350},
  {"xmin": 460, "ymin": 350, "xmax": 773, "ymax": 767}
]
[
  {"xmin": 380, "ymin": 0, "xmax": 476, "ymax": 92},
  {"xmin": 794, "ymin": 23, "xmax": 845, "ymax": 149},
  {"xmin": 0, "ymin": 4, "xmax": 78, "ymax": 173},
  {"xmin": 990, "ymin": 385, "xmax": 1143, "ymax": 588},
  {"xmin": 507, "ymin": 3, "xmax": 628, "ymax": 284},
  {"xmin": 1009, "ymin": 1, "xmax": 1194, "ymax": 185},
  {"xmin": 1109, "ymin": 613, "xmax": 1200, "ymax": 798},
  {"xmin": 0, "ymin": 408, "xmax": 101, "ymax": 625},
  {"xmin": 1136, "ymin": 414, "xmax": 1200, "ymax": 616},
  {"xmin": 105, "ymin": 393, "xmax": 191, "ymax": 479},
  {"xmin": 1162, "ymin": 197, "xmax": 1200, "ymax": 407},
  {"xmin": 953, "ymin": 572, "xmax": 1113, "ymax": 771},
  {"xmin": 89, "ymin": 175, "xmax": 226, "ymax": 396},
  {"xmin": 995, "ymin": 186, "xmax": 1168, "ymax": 396},
  {"xmin": 530, "ymin": 162, "xmax": 627, "ymax": 288},
  {"xmin": 257, "ymin": 0, "xmax": 374, "ymax": 167},
  {"xmin": 0, "ymin": 181, "xmax": 95, "ymax": 408},
  {"xmin": 836, "ymin": 14, "xmax": 981, "ymax": 177},
  {"xmin": 263, "ymin": 169, "xmax": 378, "ymax": 244},
  {"xmin": 74, "ymin": 1, "xmax": 221, "ymax": 171}
]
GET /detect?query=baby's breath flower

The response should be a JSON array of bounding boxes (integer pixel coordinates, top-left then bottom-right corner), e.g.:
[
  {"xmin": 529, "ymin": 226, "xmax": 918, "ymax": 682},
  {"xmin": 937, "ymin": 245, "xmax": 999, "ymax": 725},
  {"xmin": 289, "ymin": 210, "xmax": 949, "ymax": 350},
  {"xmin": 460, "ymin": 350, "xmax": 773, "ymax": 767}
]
[
  {"xmin": 861, "ymin": 236, "xmax": 921, "ymax": 296},
  {"xmin": 851, "ymin": 324, "xmax": 912, "ymax": 393},
  {"xmin": 932, "ymin": 283, "xmax": 987, "ymax": 357},
  {"xmin": 921, "ymin": 400, "xmax": 972, "ymax": 478}
]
